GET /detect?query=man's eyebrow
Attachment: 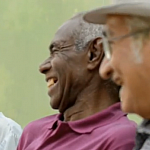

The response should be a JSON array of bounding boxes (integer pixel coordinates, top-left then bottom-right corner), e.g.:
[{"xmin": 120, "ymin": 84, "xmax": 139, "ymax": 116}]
[
  {"xmin": 49, "ymin": 42, "xmax": 74, "ymax": 50},
  {"xmin": 103, "ymin": 29, "xmax": 114, "ymax": 38},
  {"xmin": 49, "ymin": 43, "xmax": 57, "ymax": 53},
  {"xmin": 107, "ymin": 29, "xmax": 115, "ymax": 37},
  {"xmin": 49, "ymin": 43, "xmax": 54, "ymax": 51},
  {"xmin": 102, "ymin": 30, "xmax": 107, "ymax": 37}
]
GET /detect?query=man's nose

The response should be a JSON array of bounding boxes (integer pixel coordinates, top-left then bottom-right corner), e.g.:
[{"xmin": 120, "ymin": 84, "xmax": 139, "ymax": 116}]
[
  {"xmin": 39, "ymin": 59, "xmax": 51, "ymax": 74},
  {"xmin": 99, "ymin": 57, "xmax": 113, "ymax": 80}
]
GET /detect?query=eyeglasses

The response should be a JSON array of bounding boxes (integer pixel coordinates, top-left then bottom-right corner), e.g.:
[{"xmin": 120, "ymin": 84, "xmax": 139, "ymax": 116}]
[{"xmin": 102, "ymin": 28, "xmax": 150, "ymax": 60}]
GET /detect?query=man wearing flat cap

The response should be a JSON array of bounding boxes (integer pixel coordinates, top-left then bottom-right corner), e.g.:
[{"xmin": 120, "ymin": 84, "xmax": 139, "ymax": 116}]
[{"xmin": 83, "ymin": 0, "xmax": 150, "ymax": 149}]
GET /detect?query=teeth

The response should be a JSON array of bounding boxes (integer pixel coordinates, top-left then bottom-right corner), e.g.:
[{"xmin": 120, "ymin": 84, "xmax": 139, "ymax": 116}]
[{"xmin": 47, "ymin": 79, "xmax": 55, "ymax": 88}]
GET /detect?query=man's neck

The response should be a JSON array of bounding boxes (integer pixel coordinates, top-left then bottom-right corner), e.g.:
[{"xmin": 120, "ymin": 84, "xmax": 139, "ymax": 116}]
[{"xmin": 63, "ymin": 84, "xmax": 116, "ymax": 122}]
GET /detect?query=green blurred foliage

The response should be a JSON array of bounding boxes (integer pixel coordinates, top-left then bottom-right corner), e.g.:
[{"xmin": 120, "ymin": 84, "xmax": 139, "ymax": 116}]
[{"xmin": 0, "ymin": 0, "xmax": 141, "ymax": 128}]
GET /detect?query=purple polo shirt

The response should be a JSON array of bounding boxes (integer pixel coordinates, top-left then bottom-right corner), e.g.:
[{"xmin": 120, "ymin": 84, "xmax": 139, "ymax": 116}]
[{"xmin": 17, "ymin": 103, "xmax": 136, "ymax": 150}]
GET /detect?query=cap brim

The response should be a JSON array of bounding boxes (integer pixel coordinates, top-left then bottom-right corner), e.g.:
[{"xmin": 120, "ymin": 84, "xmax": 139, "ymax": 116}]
[{"xmin": 83, "ymin": 3, "xmax": 150, "ymax": 24}]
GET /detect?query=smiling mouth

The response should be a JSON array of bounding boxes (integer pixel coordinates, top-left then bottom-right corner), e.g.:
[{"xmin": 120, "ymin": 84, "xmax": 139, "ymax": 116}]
[{"xmin": 47, "ymin": 78, "xmax": 58, "ymax": 88}]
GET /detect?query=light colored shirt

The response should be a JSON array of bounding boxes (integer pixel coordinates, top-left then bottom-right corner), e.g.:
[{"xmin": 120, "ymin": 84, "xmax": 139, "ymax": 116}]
[
  {"xmin": 0, "ymin": 112, "xmax": 22, "ymax": 150},
  {"xmin": 18, "ymin": 103, "xmax": 136, "ymax": 150}
]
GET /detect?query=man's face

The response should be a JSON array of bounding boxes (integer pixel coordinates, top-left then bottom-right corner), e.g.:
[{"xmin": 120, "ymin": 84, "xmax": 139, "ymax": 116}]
[
  {"xmin": 39, "ymin": 20, "xmax": 91, "ymax": 113},
  {"xmin": 100, "ymin": 15, "xmax": 150, "ymax": 118}
]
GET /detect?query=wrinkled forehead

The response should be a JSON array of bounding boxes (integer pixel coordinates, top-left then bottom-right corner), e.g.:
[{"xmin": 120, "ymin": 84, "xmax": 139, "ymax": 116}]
[
  {"xmin": 106, "ymin": 15, "xmax": 129, "ymax": 36},
  {"xmin": 107, "ymin": 15, "xmax": 127, "ymax": 25}
]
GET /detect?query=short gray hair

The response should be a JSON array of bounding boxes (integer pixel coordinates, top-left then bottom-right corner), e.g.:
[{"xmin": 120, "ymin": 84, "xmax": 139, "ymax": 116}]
[{"xmin": 71, "ymin": 13, "xmax": 103, "ymax": 51}]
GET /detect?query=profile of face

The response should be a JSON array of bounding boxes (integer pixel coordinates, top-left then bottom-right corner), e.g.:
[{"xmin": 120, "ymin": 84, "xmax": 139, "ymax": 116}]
[
  {"xmin": 39, "ymin": 18, "xmax": 103, "ymax": 113},
  {"xmin": 100, "ymin": 15, "xmax": 150, "ymax": 118}
]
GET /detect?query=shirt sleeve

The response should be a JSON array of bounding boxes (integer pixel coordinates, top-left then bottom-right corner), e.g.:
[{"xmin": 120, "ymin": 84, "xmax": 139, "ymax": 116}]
[
  {"xmin": 0, "ymin": 117, "xmax": 22, "ymax": 150},
  {"xmin": 0, "ymin": 131, "xmax": 21, "ymax": 150}
]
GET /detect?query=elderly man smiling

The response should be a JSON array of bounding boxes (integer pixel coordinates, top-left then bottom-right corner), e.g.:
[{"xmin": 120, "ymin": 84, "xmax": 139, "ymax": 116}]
[
  {"xmin": 17, "ymin": 13, "xmax": 136, "ymax": 150},
  {"xmin": 84, "ymin": 0, "xmax": 150, "ymax": 149}
]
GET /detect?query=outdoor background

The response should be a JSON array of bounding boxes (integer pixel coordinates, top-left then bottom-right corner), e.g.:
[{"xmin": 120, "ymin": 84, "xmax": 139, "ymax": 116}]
[{"xmin": 0, "ymin": 0, "xmax": 142, "ymax": 128}]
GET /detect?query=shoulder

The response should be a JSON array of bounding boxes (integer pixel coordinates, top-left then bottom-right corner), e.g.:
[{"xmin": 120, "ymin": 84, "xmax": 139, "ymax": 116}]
[
  {"xmin": 0, "ymin": 114, "xmax": 9, "ymax": 130},
  {"xmin": 93, "ymin": 116, "xmax": 137, "ymax": 150},
  {"xmin": 6, "ymin": 118, "xmax": 22, "ymax": 134},
  {"xmin": 104, "ymin": 121, "xmax": 137, "ymax": 150},
  {"xmin": 0, "ymin": 113, "xmax": 22, "ymax": 134},
  {"xmin": 0, "ymin": 114, "xmax": 10, "ymax": 141},
  {"xmin": 106, "ymin": 116, "xmax": 137, "ymax": 141},
  {"xmin": 0, "ymin": 113, "xmax": 22, "ymax": 145},
  {"xmin": 22, "ymin": 114, "xmax": 58, "ymax": 134},
  {"xmin": 109, "ymin": 122, "xmax": 136, "ymax": 139},
  {"xmin": 17, "ymin": 114, "xmax": 58, "ymax": 149}
]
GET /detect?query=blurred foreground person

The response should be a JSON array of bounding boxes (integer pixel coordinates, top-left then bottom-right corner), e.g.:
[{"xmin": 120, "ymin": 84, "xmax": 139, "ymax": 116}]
[
  {"xmin": 84, "ymin": 0, "xmax": 150, "ymax": 149},
  {"xmin": 17, "ymin": 13, "xmax": 136, "ymax": 150},
  {"xmin": 0, "ymin": 112, "xmax": 22, "ymax": 150}
]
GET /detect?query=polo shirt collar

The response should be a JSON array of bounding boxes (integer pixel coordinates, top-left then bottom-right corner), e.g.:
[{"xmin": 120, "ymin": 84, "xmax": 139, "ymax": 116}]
[{"xmin": 48, "ymin": 102, "xmax": 126, "ymax": 134}]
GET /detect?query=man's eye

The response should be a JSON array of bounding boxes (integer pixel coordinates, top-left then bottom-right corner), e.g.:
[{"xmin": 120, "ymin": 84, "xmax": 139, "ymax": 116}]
[
  {"xmin": 51, "ymin": 50, "xmax": 59, "ymax": 55},
  {"xmin": 54, "ymin": 50, "xmax": 59, "ymax": 53}
]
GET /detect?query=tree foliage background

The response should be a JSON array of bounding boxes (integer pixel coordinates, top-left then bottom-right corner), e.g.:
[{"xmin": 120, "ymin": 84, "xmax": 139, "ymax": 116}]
[{"xmin": 0, "ymin": 0, "xmax": 141, "ymax": 127}]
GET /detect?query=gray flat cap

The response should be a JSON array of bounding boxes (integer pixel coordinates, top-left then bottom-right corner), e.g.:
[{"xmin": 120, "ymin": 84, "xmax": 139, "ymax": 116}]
[{"xmin": 83, "ymin": 0, "xmax": 150, "ymax": 24}]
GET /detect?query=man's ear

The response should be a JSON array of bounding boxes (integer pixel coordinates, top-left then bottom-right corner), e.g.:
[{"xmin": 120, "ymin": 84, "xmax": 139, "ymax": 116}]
[{"xmin": 87, "ymin": 38, "xmax": 104, "ymax": 70}]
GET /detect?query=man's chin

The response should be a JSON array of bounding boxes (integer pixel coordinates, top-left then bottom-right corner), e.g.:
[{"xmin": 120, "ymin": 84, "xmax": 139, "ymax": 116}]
[
  {"xmin": 121, "ymin": 97, "xmax": 134, "ymax": 114},
  {"xmin": 50, "ymin": 97, "xmax": 60, "ymax": 110}
]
